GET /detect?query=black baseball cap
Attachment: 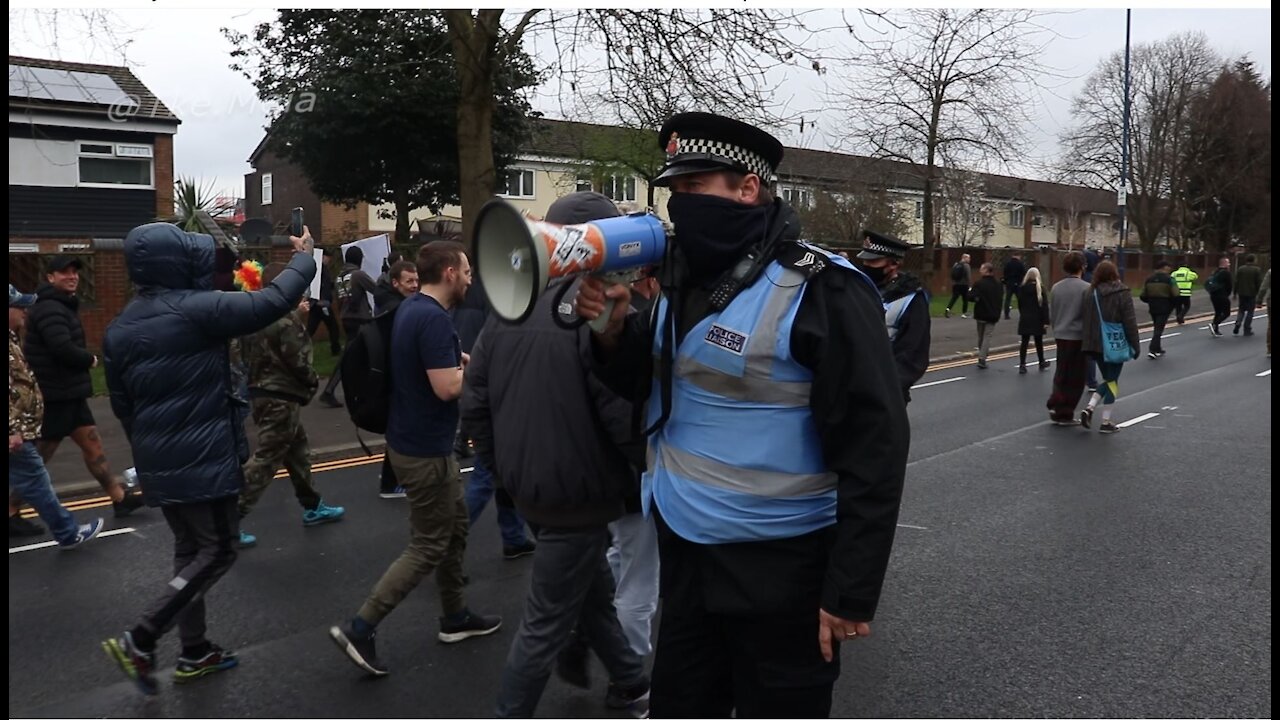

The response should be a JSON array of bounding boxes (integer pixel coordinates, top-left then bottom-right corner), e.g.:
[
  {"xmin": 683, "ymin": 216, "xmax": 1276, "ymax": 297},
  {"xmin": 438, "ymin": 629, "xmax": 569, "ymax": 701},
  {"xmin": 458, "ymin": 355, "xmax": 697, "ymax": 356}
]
[{"xmin": 46, "ymin": 256, "xmax": 84, "ymax": 273}]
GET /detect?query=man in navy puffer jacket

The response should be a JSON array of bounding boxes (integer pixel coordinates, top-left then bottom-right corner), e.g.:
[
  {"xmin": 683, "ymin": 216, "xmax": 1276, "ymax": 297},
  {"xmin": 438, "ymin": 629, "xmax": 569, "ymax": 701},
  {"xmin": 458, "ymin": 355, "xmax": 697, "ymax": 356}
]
[{"xmin": 100, "ymin": 221, "xmax": 315, "ymax": 694}]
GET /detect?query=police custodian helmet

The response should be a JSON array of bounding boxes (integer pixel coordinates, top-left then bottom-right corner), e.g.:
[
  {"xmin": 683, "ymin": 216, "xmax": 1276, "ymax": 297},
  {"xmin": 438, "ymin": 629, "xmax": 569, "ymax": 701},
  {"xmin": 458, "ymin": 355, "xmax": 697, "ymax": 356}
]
[{"xmin": 653, "ymin": 112, "xmax": 785, "ymax": 188}]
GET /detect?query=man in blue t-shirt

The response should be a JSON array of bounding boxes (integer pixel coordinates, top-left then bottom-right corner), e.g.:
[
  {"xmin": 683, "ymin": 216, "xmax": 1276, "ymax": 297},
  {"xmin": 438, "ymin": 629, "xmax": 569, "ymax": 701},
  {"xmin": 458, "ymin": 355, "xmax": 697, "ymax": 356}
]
[{"xmin": 329, "ymin": 241, "xmax": 501, "ymax": 677}]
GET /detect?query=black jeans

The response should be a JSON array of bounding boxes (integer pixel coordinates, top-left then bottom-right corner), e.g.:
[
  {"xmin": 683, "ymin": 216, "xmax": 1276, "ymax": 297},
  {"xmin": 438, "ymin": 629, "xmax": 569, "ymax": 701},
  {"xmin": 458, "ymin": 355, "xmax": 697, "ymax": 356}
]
[
  {"xmin": 1234, "ymin": 296, "xmax": 1257, "ymax": 334},
  {"xmin": 1149, "ymin": 312, "xmax": 1170, "ymax": 353},
  {"xmin": 306, "ymin": 300, "xmax": 341, "ymax": 354},
  {"xmin": 947, "ymin": 284, "xmax": 969, "ymax": 314},
  {"xmin": 1019, "ymin": 334, "xmax": 1045, "ymax": 366},
  {"xmin": 1173, "ymin": 296, "xmax": 1191, "ymax": 324},
  {"xmin": 1211, "ymin": 295, "xmax": 1232, "ymax": 330},
  {"xmin": 1003, "ymin": 284, "xmax": 1018, "ymax": 318},
  {"xmin": 322, "ymin": 319, "xmax": 364, "ymax": 396}
]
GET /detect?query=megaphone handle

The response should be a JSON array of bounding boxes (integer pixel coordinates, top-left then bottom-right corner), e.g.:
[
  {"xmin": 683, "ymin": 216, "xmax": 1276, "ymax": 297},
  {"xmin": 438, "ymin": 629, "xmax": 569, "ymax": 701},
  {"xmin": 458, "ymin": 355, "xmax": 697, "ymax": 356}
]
[{"xmin": 587, "ymin": 297, "xmax": 616, "ymax": 334}]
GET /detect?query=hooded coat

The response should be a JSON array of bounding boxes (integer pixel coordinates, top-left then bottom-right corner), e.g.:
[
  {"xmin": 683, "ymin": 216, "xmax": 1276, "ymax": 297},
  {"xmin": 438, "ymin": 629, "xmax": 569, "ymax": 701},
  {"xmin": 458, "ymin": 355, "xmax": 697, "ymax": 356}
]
[
  {"xmin": 23, "ymin": 283, "xmax": 94, "ymax": 401},
  {"xmin": 1081, "ymin": 280, "xmax": 1140, "ymax": 359},
  {"xmin": 103, "ymin": 223, "xmax": 315, "ymax": 506}
]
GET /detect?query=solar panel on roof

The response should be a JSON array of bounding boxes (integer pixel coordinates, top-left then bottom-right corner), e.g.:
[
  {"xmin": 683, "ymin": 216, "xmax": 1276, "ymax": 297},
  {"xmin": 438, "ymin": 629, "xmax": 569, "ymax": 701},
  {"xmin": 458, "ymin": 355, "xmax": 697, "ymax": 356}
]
[{"xmin": 7, "ymin": 64, "xmax": 136, "ymax": 107}]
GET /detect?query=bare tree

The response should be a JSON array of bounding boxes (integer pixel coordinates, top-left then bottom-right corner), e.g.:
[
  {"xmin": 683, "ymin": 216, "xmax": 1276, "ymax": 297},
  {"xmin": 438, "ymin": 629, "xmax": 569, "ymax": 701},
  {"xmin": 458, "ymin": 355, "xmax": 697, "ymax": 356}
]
[
  {"xmin": 832, "ymin": 9, "xmax": 1054, "ymax": 277},
  {"xmin": 796, "ymin": 184, "xmax": 908, "ymax": 250},
  {"xmin": 933, "ymin": 169, "xmax": 996, "ymax": 248},
  {"xmin": 8, "ymin": 9, "xmax": 135, "ymax": 62},
  {"xmin": 1058, "ymin": 32, "xmax": 1220, "ymax": 251},
  {"xmin": 443, "ymin": 9, "xmax": 825, "ymax": 244}
]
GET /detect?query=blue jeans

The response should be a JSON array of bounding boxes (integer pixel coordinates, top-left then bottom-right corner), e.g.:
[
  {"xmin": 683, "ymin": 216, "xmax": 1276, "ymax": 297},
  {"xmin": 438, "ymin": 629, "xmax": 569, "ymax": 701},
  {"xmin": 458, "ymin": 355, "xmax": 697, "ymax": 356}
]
[
  {"xmin": 9, "ymin": 441, "xmax": 78, "ymax": 544},
  {"xmin": 464, "ymin": 460, "xmax": 529, "ymax": 547}
]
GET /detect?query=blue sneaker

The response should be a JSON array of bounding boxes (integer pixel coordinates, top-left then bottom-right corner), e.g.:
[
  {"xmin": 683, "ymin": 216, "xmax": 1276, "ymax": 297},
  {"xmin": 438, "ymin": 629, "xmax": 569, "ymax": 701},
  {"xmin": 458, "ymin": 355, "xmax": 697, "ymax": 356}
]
[
  {"xmin": 58, "ymin": 517, "xmax": 104, "ymax": 550},
  {"xmin": 303, "ymin": 501, "xmax": 345, "ymax": 526},
  {"xmin": 238, "ymin": 530, "xmax": 257, "ymax": 548}
]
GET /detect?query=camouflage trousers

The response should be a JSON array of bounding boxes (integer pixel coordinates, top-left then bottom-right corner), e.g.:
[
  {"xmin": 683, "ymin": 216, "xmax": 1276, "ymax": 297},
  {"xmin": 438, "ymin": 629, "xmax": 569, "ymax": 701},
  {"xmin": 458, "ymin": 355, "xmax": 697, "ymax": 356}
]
[{"xmin": 239, "ymin": 397, "xmax": 321, "ymax": 518}]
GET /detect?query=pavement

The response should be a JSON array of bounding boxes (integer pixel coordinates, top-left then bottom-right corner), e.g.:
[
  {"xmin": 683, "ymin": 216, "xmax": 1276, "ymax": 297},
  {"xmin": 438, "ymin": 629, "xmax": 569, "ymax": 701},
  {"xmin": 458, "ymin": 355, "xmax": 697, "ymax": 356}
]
[
  {"xmin": 43, "ymin": 292, "xmax": 1224, "ymax": 499},
  {"xmin": 8, "ymin": 303, "xmax": 1270, "ymax": 718}
]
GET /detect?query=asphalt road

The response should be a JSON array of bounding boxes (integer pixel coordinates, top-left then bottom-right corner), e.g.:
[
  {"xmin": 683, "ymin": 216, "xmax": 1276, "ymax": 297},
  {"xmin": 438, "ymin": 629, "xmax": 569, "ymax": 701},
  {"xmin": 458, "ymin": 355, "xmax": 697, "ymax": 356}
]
[{"xmin": 9, "ymin": 315, "xmax": 1272, "ymax": 718}]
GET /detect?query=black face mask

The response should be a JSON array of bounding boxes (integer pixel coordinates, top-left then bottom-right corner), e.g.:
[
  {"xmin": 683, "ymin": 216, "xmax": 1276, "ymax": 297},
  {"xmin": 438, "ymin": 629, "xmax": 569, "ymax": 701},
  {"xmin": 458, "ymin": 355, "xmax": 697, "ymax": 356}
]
[
  {"xmin": 667, "ymin": 192, "xmax": 772, "ymax": 283},
  {"xmin": 860, "ymin": 264, "xmax": 887, "ymax": 287}
]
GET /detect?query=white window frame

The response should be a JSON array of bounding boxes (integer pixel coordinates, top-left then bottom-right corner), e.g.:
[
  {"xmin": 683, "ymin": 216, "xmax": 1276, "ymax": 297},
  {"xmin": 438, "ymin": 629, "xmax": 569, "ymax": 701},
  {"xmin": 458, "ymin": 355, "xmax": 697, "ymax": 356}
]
[
  {"xmin": 604, "ymin": 174, "xmax": 637, "ymax": 203},
  {"xmin": 499, "ymin": 168, "xmax": 535, "ymax": 199},
  {"xmin": 1009, "ymin": 207, "xmax": 1025, "ymax": 228},
  {"xmin": 915, "ymin": 200, "xmax": 924, "ymax": 221},
  {"xmin": 575, "ymin": 174, "xmax": 593, "ymax": 193},
  {"xmin": 261, "ymin": 173, "xmax": 273, "ymax": 205},
  {"xmin": 76, "ymin": 140, "xmax": 154, "ymax": 189},
  {"xmin": 779, "ymin": 183, "xmax": 814, "ymax": 210}
]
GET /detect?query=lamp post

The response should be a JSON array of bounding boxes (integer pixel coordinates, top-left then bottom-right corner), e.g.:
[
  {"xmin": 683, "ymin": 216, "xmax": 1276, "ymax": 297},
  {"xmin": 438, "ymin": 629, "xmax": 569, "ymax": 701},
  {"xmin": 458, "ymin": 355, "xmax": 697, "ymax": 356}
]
[{"xmin": 1118, "ymin": 9, "xmax": 1132, "ymax": 251}]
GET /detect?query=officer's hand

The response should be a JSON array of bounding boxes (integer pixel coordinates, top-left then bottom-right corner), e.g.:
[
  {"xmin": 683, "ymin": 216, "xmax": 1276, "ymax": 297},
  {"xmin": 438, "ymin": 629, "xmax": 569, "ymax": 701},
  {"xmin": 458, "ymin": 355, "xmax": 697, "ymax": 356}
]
[
  {"xmin": 9, "ymin": 433, "xmax": 24, "ymax": 453},
  {"xmin": 575, "ymin": 276, "xmax": 630, "ymax": 339},
  {"xmin": 818, "ymin": 609, "xmax": 869, "ymax": 663}
]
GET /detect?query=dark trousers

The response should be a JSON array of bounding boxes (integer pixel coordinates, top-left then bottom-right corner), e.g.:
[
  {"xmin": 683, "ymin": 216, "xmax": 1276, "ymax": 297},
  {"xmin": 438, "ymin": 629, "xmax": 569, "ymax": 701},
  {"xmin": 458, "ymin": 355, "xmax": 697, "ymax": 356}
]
[
  {"xmin": 1174, "ymin": 296, "xmax": 1191, "ymax": 324},
  {"xmin": 650, "ymin": 517, "xmax": 839, "ymax": 718},
  {"xmin": 136, "ymin": 497, "xmax": 240, "ymax": 650},
  {"xmin": 1019, "ymin": 334, "xmax": 1045, "ymax": 366},
  {"xmin": 1211, "ymin": 295, "xmax": 1232, "ymax": 330},
  {"xmin": 1047, "ymin": 339, "xmax": 1087, "ymax": 422},
  {"xmin": 322, "ymin": 319, "xmax": 364, "ymax": 396},
  {"xmin": 946, "ymin": 284, "xmax": 969, "ymax": 313},
  {"xmin": 379, "ymin": 456, "xmax": 398, "ymax": 494},
  {"xmin": 306, "ymin": 300, "xmax": 341, "ymax": 354},
  {"xmin": 495, "ymin": 526, "xmax": 645, "ymax": 718},
  {"xmin": 1149, "ymin": 313, "xmax": 1170, "ymax": 354},
  {"xmin": 1234, "ymin": 296, "xmax": 1256, "ymax": 334},
  {"xmin": 1003, "ymin": 284, "xmax": 1018, "ymax": 318}
]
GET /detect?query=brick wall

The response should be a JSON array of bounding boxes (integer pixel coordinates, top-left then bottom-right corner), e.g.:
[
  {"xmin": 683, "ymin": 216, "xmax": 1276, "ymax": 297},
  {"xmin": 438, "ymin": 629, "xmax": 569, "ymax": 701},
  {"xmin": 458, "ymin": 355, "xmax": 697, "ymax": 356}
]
[{"xmin": 153, "ymin": 134, "xmax": 174, "ymax": 219}]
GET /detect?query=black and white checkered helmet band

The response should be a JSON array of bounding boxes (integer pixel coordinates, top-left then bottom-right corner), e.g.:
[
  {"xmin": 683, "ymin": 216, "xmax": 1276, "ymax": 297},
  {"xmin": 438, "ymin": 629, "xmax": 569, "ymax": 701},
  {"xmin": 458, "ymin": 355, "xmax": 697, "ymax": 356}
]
[
  {"xmin": 864, "ymin": 239, "xmax": 903, "ymax": 258},
  {"xmin": 669, "ymin": 137, "xmax": 775, "ymax": 184}
]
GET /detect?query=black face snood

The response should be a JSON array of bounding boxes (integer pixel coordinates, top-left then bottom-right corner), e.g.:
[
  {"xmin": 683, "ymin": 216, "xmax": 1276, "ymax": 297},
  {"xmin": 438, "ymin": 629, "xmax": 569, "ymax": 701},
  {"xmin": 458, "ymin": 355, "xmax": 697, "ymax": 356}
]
[
  {"xmin": 859, "ymin": 264, "xmax": 888, "ymax": 288},
  {"xmin": 667, "ymin": 192, "xmax": 772, "ymax": 284}
]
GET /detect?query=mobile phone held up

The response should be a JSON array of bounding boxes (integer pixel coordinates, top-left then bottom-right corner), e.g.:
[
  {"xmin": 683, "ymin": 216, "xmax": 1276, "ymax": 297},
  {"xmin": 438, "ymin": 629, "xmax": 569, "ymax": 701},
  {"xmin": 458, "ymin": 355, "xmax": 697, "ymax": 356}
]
[{"xmin": 290, "ymin": 207, "xmax": 305, "ymax": 238}]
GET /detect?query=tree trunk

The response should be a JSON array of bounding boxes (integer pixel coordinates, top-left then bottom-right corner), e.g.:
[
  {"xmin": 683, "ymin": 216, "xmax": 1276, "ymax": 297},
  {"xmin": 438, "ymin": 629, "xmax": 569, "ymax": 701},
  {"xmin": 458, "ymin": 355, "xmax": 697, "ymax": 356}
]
[
  {"xmin": 446, "ymin": 10, "xmax": 500, "ymax": 251},
  {"xmin": 394, "ymin": 190, "xmax": 411, "ymax": 246}
]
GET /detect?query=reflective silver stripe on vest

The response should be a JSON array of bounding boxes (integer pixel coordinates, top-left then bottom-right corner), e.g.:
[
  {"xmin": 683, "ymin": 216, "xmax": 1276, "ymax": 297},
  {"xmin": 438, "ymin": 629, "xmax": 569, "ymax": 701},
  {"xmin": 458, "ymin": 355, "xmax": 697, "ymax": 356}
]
[
  {"xmin": 658, "ymin": 443, "xmax": 837, "ymax": 498},
  {"xmin": 655, "ymin": 266, "xmax": 811, "ymax": 406},
  {"xmin": 884, "ymin": 294, "xmax": 914, "ymax": 342}
]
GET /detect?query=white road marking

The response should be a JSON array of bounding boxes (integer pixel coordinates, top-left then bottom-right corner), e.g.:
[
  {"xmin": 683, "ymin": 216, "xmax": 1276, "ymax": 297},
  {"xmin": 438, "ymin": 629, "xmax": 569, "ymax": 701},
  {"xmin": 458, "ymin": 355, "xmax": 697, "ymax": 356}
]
[
  {"xmin": 1258, "ymin": 369, "xmax": 1272, "ymax": 377},
  {"xmin": 912, "ymin": 376, "xmax": 966, "ymax": 390},
  {"xmin": 8, "ymin": 527, "xmax": 136, "ymax": 555},
  {"xmin": 461, "ymin": 466, "xmax": 474, "ymax": 473},
  {"xmin": 896, "ymin": 523, "xmax": 929, "ymax": 530},
  {"xmin": 1116, "ymin": 412, "xmax": 1160, "ymax": 428}
]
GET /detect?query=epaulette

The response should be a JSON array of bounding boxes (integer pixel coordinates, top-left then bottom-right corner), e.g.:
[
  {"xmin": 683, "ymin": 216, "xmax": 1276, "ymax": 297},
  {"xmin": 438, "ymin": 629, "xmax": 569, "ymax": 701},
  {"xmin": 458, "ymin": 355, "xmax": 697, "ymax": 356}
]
[{"xmin": 774, "ymin": 241, "xmax": 833, "ymax": 280}]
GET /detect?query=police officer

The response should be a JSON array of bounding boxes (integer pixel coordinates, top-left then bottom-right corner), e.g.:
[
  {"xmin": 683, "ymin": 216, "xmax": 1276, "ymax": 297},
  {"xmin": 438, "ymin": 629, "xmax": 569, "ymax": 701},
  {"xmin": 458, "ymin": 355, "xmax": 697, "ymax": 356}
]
[
  {"xmin": 1170, "ymin": 263, "xmax": 1198, "ymax": 324},
  {"xmin": 576, "ymin": 112, "xmax": 908, "ymax": 717},
  {"xmin": 857, "ymin": 231, "xmax": 931, "ymax": 403}
]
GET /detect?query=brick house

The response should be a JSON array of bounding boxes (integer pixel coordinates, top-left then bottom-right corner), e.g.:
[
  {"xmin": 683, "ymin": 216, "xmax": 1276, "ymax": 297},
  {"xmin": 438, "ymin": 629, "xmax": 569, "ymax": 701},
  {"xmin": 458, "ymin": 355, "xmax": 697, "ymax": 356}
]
[{"xmin": 8, "ymin": 55, "xmax": 180, "ymax": 347}]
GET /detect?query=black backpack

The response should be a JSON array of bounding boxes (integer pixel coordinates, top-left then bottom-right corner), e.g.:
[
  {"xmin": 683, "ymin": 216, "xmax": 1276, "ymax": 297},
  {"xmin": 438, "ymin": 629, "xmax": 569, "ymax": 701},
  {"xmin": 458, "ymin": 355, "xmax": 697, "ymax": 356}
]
[
  {"xmin": 340, "ymin": 308, "xmax": 398, "ymax": 437},
  {"xmin": 950, "ymin": 262, "xmax": 966, "ymax": 282}
]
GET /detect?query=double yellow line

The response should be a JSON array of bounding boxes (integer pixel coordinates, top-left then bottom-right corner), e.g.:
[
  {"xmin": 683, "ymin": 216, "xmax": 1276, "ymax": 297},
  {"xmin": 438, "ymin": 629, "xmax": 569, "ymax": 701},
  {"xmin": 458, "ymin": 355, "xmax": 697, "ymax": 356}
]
[{"xmin": 21, "ymin": 454, "xmax": 385, "ymax": 517}]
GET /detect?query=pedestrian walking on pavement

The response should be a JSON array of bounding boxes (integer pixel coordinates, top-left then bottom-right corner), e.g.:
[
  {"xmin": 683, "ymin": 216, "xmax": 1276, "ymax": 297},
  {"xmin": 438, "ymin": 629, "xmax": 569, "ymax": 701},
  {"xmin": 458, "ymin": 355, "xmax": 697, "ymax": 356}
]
[
  {"xmin": 1139, "ymin": 259, "xmax": 1177, "ymax": 359},
  {"xmin": 329, "ymin": 241, "xmax": 500, "ymax": 678},
  {"xmin": 970, "ymin": 263, "xmax": 1003, "ymax": 369},
  {"xmin": 1170, "ymin": 263, "xmax": 1197, "ymax": 324},
  {"xmin": 1257, "ymin": 268, "xmax": 1271, "ymax": 358},
  {"xmin": 306, "ymin": 248, "xmax": 343, "ymax": 356},
  {"xmin": 236, "ymin": 263, "xmax": 345, "ymax": 548},
  {"xmin": 101, "ymin": 222, "xmax": 316, "ymax": 695},
  {"xmin": 463, "ymin": 192, "xmax": 651, "ymax": 718},
  {"xmin": 1206, "ymin": 257, "xmax": 1234, "ymax": 337},
  {"xmin": 575, "ymin": 112, "xmax": 909, "ymax": 719},
  {"xmin": 1016, "ymin": 267, "xmax": 1050, "ymax": 374},
  {"xmin": 1079, "ymin": 261, "xmax": 1140, "ymax": 434},
  {"xmin": 1232, "ymin": 254, "xmax": 1263, "ymax": 337},
  {"xmin": 319, "ymin": 246, "xmax": 377, "ymax": 408},
  {"xmin": 9, "ymin": 284, "xmax": 104, "ymax": 548},
  {"xmin": 857, "ymin": 230, "xmax": 931, "ymax": 403},
  {"xmin": 1046, "ymin": 252, "xmax": 1092, "ymax": 424},
  {"xmin": 1002, "ymin": 252, "xmax": 1027, "ymax": 320},
  {"xmin": 22, "ymin": 255, "xmax": 143, "ymax": 518},
  {"xmin": 944, "ymin": 253, "xmax": 972, "ymax": 318}
]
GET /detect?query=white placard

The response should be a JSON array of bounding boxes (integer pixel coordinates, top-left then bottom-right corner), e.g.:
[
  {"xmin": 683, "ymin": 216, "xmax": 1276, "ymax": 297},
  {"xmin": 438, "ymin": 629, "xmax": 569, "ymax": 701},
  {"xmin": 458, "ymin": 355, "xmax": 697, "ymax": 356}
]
[
  {"xmin": 341, "ymin": 234, "xmax": 391, "ymax": 310},
  {"xmin": 310, "ymin": 248, "xmax": 325, "ymax": 300}
]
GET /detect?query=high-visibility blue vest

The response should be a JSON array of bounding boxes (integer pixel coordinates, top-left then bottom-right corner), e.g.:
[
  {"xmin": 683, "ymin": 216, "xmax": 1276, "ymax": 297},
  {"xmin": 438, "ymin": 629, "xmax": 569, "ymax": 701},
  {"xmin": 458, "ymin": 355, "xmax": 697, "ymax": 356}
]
[
  {"xmin": 883, "ymin": 290, "xmax": 925, "ymax": 342},
  {"xmin": 643, "ymin": 247, "xmax": 864, "ymax": 544}
]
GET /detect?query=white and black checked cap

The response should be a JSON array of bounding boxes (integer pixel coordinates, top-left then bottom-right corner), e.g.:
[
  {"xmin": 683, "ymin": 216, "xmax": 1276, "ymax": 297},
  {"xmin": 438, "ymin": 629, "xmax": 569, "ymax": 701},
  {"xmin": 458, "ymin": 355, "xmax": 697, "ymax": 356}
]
[
  {"xmin": 654, "ymin": 112, "xmax": 783, "ymax": 187},
  {"xmin": 856, "ymin": 230, "xmax": 909, "ymax": 261}
]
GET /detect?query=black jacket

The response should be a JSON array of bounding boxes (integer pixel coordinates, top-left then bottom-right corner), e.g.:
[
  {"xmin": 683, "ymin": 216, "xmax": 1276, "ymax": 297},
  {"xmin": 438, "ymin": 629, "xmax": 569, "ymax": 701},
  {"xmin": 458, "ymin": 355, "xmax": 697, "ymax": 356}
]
[
  {"xmin": 24, "ymin": 284, "xmax": 94, "ymax": 401},
  {"xmin": 460, "ymin": 286, "xmax": 636, "ymax": 528},
  {"xmin": 1208, "ymin": 267, "xmax": 1234, "ymax": 298},
  {"xmin": 104, "ymin": 223, "xmax": 315, "ymax": 507},
  {"xmin": 592, "ymin": 207, "xmax": 908, "ymax": 622},
  {"xmin": 881, "ymin": 272, "xmax": 931, "ymax": 402},
  {"xmin": 451, "ymin": 276, "xmax": 491, "ymax": 354},
  {"xmin": 970, "ymin": 276, "xmax": 1004, "ymax": 323},
  {"xmin": 1002, "ymin": 258, "xmax": 1027, "ymax": 288},
  {"xmin": 1016, "ymin": 282, "xmax": 1050, "ymax": 336},
  {"xmin": 1139, "ymin": 271, "xmax": 1178, "ymax": 316},
  {"xmin": 373, "ymin": 274, "xmax": 401, "ymax": 314}
]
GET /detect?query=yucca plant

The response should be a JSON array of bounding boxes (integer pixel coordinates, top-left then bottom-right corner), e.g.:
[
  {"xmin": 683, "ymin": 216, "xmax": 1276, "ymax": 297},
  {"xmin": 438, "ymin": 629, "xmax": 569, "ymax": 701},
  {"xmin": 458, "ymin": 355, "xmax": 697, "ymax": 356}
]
[{"xmin": 166, "ymin": 176, "xmax": 238, "ymax": 231}]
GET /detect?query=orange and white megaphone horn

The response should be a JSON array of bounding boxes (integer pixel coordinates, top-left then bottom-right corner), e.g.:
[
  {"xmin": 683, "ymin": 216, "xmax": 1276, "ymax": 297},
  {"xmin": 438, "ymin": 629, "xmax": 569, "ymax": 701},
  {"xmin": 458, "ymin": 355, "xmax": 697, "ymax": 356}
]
[{"xmin": 473, "ymin": 198, "xmax": 668, "ymax": 329}]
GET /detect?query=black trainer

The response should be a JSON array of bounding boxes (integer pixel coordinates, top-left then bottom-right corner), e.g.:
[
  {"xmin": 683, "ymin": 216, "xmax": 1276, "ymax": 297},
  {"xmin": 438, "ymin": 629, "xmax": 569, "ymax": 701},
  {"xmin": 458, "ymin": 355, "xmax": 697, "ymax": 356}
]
[
  {"xmin": 328, "ymin": 624, "xmax": 389, "ymax": 677},
  {"xmin": 437, "ymin": 609, "xmax": 502, "ymax": 643},
  {"xmin": 606, "ymin": 678, "xmax": 651, "ymax": 718},
  {"xmin": 502, "ymin": 541, "xmax": 537, "ymax": 560}
]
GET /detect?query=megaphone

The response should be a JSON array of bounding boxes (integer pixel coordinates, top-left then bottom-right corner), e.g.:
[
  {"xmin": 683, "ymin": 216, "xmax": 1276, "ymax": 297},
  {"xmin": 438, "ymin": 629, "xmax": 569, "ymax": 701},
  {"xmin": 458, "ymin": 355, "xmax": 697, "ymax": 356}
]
[{"xmin": 473, "ymin": 198, "xmax": 668, "ymax": 328}]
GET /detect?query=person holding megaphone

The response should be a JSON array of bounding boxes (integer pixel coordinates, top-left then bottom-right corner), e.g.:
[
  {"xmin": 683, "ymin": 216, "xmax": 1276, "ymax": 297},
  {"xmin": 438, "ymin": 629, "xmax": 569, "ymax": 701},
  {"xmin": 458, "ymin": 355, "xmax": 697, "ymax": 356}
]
[{"xmin": 573, "ymin": 112, "xmax": 909, "ymax": 718}]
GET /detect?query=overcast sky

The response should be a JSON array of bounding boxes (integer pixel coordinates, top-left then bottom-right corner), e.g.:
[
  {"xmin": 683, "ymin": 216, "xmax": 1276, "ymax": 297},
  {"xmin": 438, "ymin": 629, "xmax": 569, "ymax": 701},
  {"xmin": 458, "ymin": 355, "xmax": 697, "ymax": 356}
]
[{"xmin": 8, "ymin": 7, "xmax": 1272, "ymax": 200}]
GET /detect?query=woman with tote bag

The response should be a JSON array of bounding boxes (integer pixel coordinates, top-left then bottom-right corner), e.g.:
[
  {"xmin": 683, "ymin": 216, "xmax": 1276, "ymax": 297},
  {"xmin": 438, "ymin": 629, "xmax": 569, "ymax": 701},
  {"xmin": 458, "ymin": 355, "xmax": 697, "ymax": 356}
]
[{"xmin": 1079, "ymin": 261, "xmax": 1140, "ymax": 433}]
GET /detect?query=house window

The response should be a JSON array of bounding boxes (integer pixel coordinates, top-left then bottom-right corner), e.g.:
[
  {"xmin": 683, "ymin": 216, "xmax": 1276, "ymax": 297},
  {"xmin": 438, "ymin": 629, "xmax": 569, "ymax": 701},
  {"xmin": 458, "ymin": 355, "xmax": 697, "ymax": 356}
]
[
  {"xmin": 779, "ymin": 184, "xmax": 813, "ymax": 209},
  {"xmin": 501, "ymin": 169, "xmax": 535, "ymax": 198},
  {"xmin": 604, "ymin": 175, "xmax": 637, "ymax": 203},
  {"xmin": 1009, "ymin": 208, "xmax": 1025, "ymax": 227},
  {"xmin": 1089, "ymin": 216, "xmax": 1097, "ymax": 232},
  {"xmin": 77, "ymin": 141, "xmax": 152, "ymax": 187},
  {"xmin": 1031, "ymin": 214, "xmax": 1044, "ymax": 227},
  {"xmin": 261, "ymin": 173, "xmax": 273, "ymax": 205},
  {"xmin": 915, "ymin": 201, "xmax": 923, "ymax": 221},
  {"xmin": 797, "ymin": 188, "xmax": 813, "ymax": 210},
  {"xmin": 575, "ymin": 174, "xmax": 593, "ymax": 193}
]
